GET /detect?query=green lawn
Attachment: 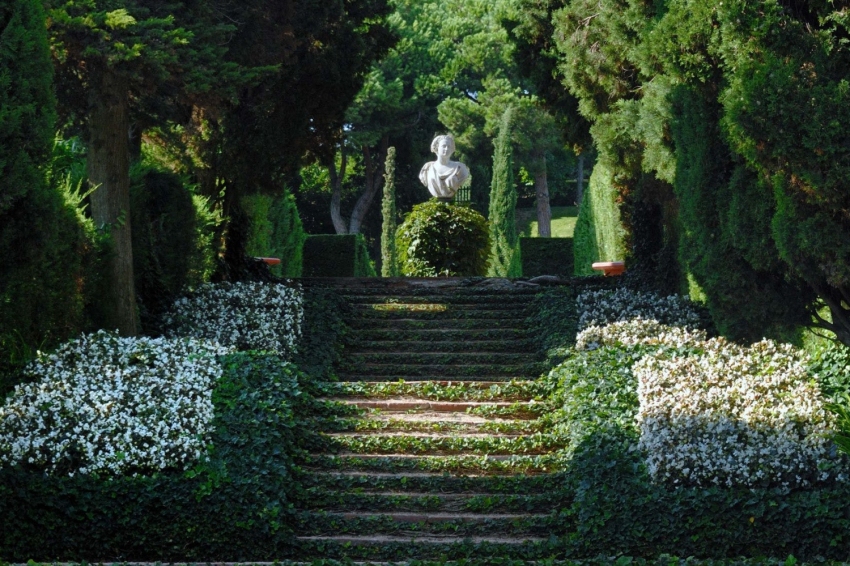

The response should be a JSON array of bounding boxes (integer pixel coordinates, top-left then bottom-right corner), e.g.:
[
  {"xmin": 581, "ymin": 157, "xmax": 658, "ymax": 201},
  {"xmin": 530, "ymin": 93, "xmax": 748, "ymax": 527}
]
[{"xmin": 517, "ymin": 206, "xmax": 579, "ymax": 238}]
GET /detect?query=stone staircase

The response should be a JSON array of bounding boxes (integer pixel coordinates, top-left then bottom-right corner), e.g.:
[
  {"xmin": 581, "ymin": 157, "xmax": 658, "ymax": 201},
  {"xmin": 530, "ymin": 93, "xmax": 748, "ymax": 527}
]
[{"xmin": 292, "ymin": 279, "xmax": 567, "ymax": 561}]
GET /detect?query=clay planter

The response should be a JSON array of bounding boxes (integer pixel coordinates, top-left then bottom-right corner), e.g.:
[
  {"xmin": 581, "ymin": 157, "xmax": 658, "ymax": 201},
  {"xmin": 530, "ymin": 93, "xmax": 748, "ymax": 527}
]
[
  {"xmin": 592, "ymin": 261, "xmax": 625, "ymax": 276},
  {"xmin": 257, "ymin": 257, "xmax": 281, "ymax": 266}
]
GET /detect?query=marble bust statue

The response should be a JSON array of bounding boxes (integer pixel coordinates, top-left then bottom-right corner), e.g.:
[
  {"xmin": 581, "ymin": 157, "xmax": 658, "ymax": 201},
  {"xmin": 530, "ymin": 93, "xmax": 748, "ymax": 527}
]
[{"xmin": 419, "ymin": 134, "xmax": 470, "ymax": 199}]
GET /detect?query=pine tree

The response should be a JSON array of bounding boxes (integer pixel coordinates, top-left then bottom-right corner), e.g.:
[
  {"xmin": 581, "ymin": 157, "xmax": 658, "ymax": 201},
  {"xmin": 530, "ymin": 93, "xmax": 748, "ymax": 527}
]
[
  {"xmin": 487, "ymin": 107, "xmax": 521, "ymax": 277},
  {"xmin": 381, "ymin": 146, "xmax": 399, "ymax": 277}
]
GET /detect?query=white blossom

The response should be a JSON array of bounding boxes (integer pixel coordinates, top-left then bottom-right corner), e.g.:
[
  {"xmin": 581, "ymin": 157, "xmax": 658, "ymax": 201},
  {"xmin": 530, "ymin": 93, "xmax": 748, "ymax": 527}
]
[
  {"xmin": 162, "ymin": 281, "xmax": 303, "ymax": 356},
  {"xmin": 0, "ymin": 331, "xmax": 227, "ymax": 476}
]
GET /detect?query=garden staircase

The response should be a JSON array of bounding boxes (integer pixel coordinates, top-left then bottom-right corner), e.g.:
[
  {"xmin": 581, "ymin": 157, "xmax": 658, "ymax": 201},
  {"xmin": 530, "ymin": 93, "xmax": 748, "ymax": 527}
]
[{"xmin": 293, "ymin": 278, "xmax": 566, "ymax": 561}]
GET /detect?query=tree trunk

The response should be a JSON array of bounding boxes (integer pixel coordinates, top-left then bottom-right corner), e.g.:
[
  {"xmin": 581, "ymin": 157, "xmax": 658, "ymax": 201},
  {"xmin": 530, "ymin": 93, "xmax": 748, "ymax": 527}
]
[
  {"xmin": 534, "ymin": 154, "xmax": 552, "ymax": 238},
  {"xmin": 349, "ymin": 135, "xmax": 388, "ymax": 235},
  {"xmin": 328, "ymin": 145, "xmax": 348, "ymax": 234},
  {"xmin": 87, "ymin": 66, "xmax": 139, "ymax": 336},
  {"xmin": 576, "ymin": 151, "xmax": 585, "ymax": 206}
]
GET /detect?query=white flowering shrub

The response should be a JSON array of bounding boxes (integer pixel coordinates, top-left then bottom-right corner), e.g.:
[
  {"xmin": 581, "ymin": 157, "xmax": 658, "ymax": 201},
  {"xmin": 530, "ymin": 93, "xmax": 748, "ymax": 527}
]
[
  {"xmin": 576, "ymin": 287, "xmax": 702, "ymax": 331},
  {"xmin": 0, "ymin": 331, "xmax": 227, "ymax": 476},
  {"xmin": 163, "ymin": 281, "xmax": 304, "ymax": 356},
  {"xmin": 576, "ymin": 318, "xmax": 708, "ymax": 352},
  {"xmin": 636, "ymin": 336, "xmax": 847, "ymax": 487}
]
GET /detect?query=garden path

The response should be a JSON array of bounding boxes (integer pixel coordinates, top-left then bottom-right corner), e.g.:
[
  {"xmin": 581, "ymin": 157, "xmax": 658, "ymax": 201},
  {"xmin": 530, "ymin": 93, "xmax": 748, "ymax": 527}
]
[{"xmin": 292, "ymin": 279, "xmax": 566, "ymax": 561}]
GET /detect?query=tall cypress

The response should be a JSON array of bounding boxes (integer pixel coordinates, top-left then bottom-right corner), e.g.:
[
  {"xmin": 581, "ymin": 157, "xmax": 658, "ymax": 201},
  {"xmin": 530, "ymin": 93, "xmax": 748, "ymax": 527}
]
[
  {"xmin": 381, "ymin": 146, "xmax": 399, "ymax": 277},
  {"xmin": 488, "ymin": 107, "xmax": 521, "ymax": 277},
  {"xmin": 0, "ymin": 0, "xmax": 90, "ymax": 387}
]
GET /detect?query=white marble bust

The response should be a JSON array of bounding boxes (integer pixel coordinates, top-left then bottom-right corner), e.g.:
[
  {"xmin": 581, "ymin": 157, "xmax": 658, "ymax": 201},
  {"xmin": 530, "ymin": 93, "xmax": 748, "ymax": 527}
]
[{"xmin": 419, "ymin": 134, "xmax": 470, "ymax": 199}]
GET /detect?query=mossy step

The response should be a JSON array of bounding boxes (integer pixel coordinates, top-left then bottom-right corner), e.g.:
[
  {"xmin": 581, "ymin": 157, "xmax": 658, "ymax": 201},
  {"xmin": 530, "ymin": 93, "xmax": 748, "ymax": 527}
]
[
  {"xmin": 296, "ymin": 511, "xmax": 555, "ymax": 537},
  {"xmin": 345, "ymin": 339, "xmax": 535, "ymax": 354},
  {"xmin": 323, "ymin": 432, "xmax": 564, "ymax": 455},
  {"xmin": 298, "ymin": 490, "xmax": 559, "ymax": 513},
  {"xmin": 319, "ymin": 380, "xmax": 545, "ymax": 402},
  {"xmin": 292, "ymin": 536, "xmax": 561, "ymax": 561},
  {"xmin": 345, "ymin": 352, "xmax": 539, "ymax": 366},
  {"xmin": 351, "ymin": 328, "xmax": 531, "ymax": 342},
  {"xmin": 343, "ymin": 293, "xmax": 539, "ymax": 304},
  {"xmin": 335, "ymin": 374, "xmax": 532, "ymax": 383},
  {"xmin": 351, "ymin": 301, "xmax": 531, "ymax": 312},
  {"xmin": 301, "ymin": 453, "xmax": 562, "ymax": 474},
  {"xmin": 338, "ymin": 363, "xmax": 546, "ymax": 378},
  {"xmin": 347, "ymin": 318, "xmax": 522, "ymax": 330},
  {"xmin": 348, "ymin": 308, "xmax": 531, "ymax": 321},
  {"xmin": 298, "ymin": 470, "xmax": 566, "ymax": 493},
  {"xmin": 324, "ymin": 399, "xmax": 532, "ymax": 413},
  {"xmin": 315, "ymin": 415, "xmax": 545, "ymax": 435}
]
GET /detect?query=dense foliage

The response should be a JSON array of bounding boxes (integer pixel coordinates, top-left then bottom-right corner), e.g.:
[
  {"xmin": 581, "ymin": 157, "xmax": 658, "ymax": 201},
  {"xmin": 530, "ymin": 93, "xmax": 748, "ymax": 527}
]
[
  {"xmin": 243, "ymin": 191, "xmax": 306, "ymax": 278},
  {"xmin": 541, "ymin": 286, "xmax": 850, "ymax": 559},
  {"xmin": 0, "ymin": 0, "xmax": 97, "ymax": 392},
  {"xmin": 380, "ymin": 147, "xmax": 399, "ymax": 277},
  {"xmin": 519, "ymin": 237, "xmax": 574, "ymax": 277},
  {"xmin": 487, "ymin": 108, "xmax": 521, "ymax": 277},
  {"xmin": 540, "ymin": 0, "xmax": 849, "ymax": 343},
  {"xmin": 396, "ymin": 199, "xmax": 491, "ymax": 277},
  {"xmin": 0, "ymin": 351, "xmax": 311, "ymax": 560},
  {"xmin": 302, "ymin": 235, "xmax": 377, "ymax": 277}
]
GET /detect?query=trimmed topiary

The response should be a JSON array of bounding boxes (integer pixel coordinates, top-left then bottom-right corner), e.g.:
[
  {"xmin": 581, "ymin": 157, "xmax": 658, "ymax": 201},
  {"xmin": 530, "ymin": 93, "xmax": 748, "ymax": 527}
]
[{"xmin": 395, "ymin": 199, "xmax": 490, "ymax": 277}]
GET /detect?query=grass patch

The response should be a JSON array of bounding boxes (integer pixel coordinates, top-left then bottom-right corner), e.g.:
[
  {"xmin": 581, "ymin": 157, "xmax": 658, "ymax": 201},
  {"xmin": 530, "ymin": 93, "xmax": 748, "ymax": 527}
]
[{"xmin": 517, "ymin": 206, "xmax": 579, "ymax": 238}]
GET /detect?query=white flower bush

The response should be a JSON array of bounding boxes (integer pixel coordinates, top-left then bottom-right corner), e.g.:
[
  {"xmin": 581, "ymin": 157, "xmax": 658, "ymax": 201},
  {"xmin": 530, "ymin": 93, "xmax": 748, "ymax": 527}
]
[
  {"xmin": 636, "ymin": 335, "xmax": 846, "ymax": 488},
  {"xmin": 576, "ymin": 287, "xmax": 702, "ymax": 331},
  {"xmin": 576, "ymin": 318, "xmax": 708, "ymax": 351},
  {"xmin": 163, "ymin": 281, "xmax": 304, "ymax": 356},
  {"xmin": 0, "ymin": 331, "xmax": 228, "ymax": 476}
]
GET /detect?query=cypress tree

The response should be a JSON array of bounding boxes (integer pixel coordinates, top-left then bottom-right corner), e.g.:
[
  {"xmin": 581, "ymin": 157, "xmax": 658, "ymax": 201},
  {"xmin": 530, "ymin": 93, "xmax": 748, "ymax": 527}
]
[
  {"xmin": 488, "ymin": 107, "xmax": 521, "ymax": 277},
  {"xmin": 381, "ymin": 146, "xmax": 399, "ymax": 277},
  {"xmin": 0, "ymin": 0, "xmax": 91, "ymax": 387}
]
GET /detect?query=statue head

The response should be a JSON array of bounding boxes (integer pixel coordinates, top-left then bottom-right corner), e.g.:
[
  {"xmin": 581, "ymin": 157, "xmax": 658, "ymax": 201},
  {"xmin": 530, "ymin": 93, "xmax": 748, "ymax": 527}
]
[{"xmin": 430, "ymin": 134, "xmax": 456, "ymax": 157}]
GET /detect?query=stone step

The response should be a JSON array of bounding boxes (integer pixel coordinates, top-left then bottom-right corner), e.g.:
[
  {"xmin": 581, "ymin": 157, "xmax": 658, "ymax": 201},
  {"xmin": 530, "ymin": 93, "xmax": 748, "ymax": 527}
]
[
  {"xmin": 334, "ymin": 374, "xmax": 534, "ymax": 383},
  {"xmin": 297, "ymin": 511, "xmax": 554, "ymax": 537},
  {"xmin": 298, "ymin": 470, "xmax": 566, "ymax": 493},
  {"xmin": 325, "ymin": 399, "xmax": 532, "ymax": 412},
  {"xmin": 350, "ymin": 328, "xmax": 531, "ymax": 342},
  {"xmin": 349, "ymin": 301, "xmax": 531, "ymax": 312},
  {"xmin": 344, "ymin": 339, "xmax": 535, "ymax": 354},
  {"xmin": 323, "ymin": 432, "xmax": 563, "ymax": 456},
  {"xmin": 342, "ymin": 292, "xmax": 539, "ymax": 304},
  {"xmin": 337, "ymin": 362, "xmax": 546, "ymax": 378},
  {"xmin": 315, "ymin": 414, "xmax": 544, "ymax": 435},
  {"xmin": 347, "ymin": 317, "xmax": 522, "ymax": 331},
  {"xmin": 302, "ymin": 453, "xmax": 561, "ymax": 475},
  {"xmin": 343, "ymin": 352, "xmax": 539, "ymax": 366},
  {"xmin": 347, "ymin": 308, "xmax": 531, "ymax": 321},
  {"xmin": 319, "ymin": 380, "xmax": 544, "ymax": 401},
  {"xmin": 292, "ymin": 535, "xmax": 560, "ymax": 561},
  {"xmin": 298, "ymin": 490, "xmax": 558, "ymax": 513}
]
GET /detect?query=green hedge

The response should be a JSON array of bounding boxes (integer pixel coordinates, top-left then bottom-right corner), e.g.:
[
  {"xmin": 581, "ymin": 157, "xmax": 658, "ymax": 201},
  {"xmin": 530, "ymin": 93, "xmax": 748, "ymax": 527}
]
[
  {"xmin": 573, "ymin": 162, "xmax": 626, "ymax": 276},
  {"xmin": 0, "ymin": 353, "xmax": 311, "ymax": 561},
  {"xmin": 520, "ymin": 237, "xmax": 574, "ymax": 277},
  {"xmin": 243, "ymin": 191, "xmax": 306, "ymax": 278},
  {"xmin": 302, "ymin": 234, "xmax": 376, "ymax": 277},
  {"xmin": 544, "ymin": 337, "xmax": 850, "ymax": 560}
]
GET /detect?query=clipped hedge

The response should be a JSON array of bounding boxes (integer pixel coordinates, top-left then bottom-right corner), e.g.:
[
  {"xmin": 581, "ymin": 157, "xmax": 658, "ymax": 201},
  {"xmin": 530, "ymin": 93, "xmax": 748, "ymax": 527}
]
[
  {"xmin": 520, "ymin": 237, "xmax": 574, "ymax": 277},
  {"xmin": 0, "ymin": 352, "xmax": 308, "ymax": 561},
  {"xmin": 243, "ymin": 191, "xmax": 306, "ymax": 278},
  {"xmin": 302, "ymin": 234, "xmax": 376, "ymax": 277},
  {"xmin": 396, "ymin": 199, "xmax": 491, "ymax": 277}
]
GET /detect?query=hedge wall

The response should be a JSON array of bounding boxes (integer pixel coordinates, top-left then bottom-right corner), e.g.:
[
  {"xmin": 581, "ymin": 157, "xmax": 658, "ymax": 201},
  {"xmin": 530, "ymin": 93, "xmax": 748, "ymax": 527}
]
[
  {"xmin": 520, "ymin": 237, "xmax": 574, "ymax": 277},
  {"xmin": 0, "ymin": 353, "xmax": 310, "ymax": 561},
  {"xmin": 302, "ymin": 234, "xmax": 376, "ymax": 277}
]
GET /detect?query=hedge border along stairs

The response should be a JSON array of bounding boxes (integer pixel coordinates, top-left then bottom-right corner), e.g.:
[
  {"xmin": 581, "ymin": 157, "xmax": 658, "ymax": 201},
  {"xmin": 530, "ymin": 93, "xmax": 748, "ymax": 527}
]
[{"xmin": 293, "ymin": 277, "xmax": 565, "ymax": 561}]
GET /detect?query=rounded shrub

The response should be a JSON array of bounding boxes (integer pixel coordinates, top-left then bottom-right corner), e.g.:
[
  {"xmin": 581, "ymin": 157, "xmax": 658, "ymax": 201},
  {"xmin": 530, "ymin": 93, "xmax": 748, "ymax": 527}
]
[{"xmin": 395, "ymin": 199, "xmax": 490, "ymax": 277}]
